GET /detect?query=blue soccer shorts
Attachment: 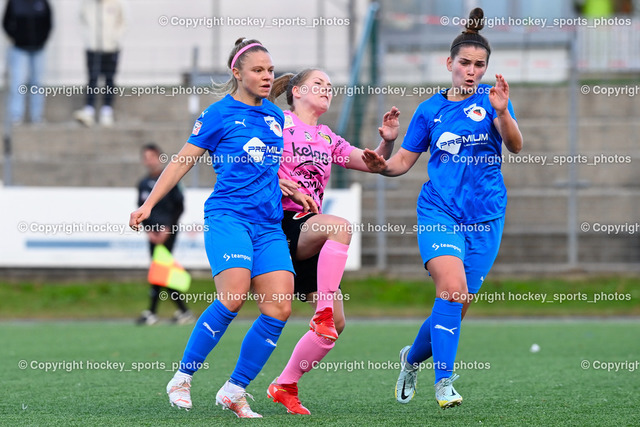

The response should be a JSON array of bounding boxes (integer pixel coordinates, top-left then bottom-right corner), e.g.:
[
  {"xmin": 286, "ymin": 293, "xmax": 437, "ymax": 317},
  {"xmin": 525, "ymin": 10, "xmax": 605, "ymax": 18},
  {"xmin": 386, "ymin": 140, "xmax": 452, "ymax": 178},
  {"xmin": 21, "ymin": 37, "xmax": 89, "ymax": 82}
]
[
  {"xmin": 204, "ymin": 213, "xmax": 294, "ymax": 278},
  {"xmin": 416, "ymin": 206, "xmax": 504, "ymax": 294}
]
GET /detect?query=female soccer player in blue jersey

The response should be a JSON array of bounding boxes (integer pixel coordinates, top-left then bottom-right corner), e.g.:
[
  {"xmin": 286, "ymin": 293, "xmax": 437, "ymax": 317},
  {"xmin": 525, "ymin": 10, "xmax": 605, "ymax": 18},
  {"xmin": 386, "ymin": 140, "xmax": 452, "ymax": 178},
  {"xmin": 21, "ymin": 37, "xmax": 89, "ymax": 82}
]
[
  {"xmin": 364, "ymin": 8, "xmax": 522, "ymax": 410},
  {"xmin": 129, "ymin": 38, "xmax": 315, "ymax": 419}
]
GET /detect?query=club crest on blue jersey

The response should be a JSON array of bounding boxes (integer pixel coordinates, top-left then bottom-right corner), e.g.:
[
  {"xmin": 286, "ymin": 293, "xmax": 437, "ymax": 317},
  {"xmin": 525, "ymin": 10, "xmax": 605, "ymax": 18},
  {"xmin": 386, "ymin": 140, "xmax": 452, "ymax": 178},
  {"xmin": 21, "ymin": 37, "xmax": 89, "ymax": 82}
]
[
  {"xmin": 264, "ymin": 116, "xmax": 283, "ymax": 137},
  {"xmin": 463, "ymin": 104, "xmax": 487, "ymax": 122}
]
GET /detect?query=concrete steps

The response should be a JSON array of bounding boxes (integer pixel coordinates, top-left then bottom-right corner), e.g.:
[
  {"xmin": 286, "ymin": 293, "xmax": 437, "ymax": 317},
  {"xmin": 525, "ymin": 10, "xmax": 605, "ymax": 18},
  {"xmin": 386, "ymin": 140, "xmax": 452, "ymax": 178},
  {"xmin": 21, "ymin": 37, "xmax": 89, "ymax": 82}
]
[{"xmin": 2, "ymin": 123, "xmax": 216, "ymax": 187}]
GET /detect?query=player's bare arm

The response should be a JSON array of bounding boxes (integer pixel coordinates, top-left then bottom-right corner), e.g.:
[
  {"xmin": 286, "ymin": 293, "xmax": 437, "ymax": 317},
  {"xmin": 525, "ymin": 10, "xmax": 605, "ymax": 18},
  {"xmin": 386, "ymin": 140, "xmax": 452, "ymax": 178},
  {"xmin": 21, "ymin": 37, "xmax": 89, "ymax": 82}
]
[
  {"xmin": 362, "ymin": 147, "xmax": 421, "ymax": 177},
  {"xmin": 490, "ymin": 74, "xmax": 522, "ymax": 154},
  {"xmin": 130, "ymin": 142, "xmax": 204, "ymax": 230}
]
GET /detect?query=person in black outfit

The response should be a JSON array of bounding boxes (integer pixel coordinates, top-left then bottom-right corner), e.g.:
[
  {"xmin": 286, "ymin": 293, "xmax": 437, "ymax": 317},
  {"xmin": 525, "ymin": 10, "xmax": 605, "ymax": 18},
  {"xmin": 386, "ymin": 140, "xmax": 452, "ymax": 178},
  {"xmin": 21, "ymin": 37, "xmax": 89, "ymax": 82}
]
[
  {"xmin": 3, "ymin": 0, "xmax": 52, "ymax": 124},
  {"xmin": 136, "ymin": 143, "xmax": 194, "ymax": 325}
]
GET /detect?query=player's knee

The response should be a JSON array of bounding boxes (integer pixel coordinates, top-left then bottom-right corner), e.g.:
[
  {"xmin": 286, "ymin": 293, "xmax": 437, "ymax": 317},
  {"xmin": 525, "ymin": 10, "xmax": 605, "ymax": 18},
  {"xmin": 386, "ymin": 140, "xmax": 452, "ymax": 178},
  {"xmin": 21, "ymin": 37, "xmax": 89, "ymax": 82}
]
[
  {"xmin": 329, "ymin": 218, "xmax": 352, "ymax": 245},
  {"xmin": 267, "ymin": 301, "xmax": 291, "ymax": 321},
  {"xmin": 220, "ymin": 298, "xmax": 244, "ymax": 313},
  {"xmin": 281, "ymin": 303, "xmax": 292, "ymax": 320},
  {"xmin": 436, "ymin": 281, "xmax": 467, "ymax": 303},
  {"xmin": 447, "ymin": 291, "xmax": 468, "ymax": 304}
]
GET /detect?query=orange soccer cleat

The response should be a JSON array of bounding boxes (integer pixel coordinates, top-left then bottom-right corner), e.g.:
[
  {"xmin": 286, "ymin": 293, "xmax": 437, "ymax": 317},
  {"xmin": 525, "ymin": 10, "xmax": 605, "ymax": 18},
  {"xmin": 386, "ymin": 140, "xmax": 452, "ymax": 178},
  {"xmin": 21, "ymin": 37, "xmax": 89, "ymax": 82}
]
[
  {"xmin": 309, "ymin": 307, "xmax": 338, "ymax": 341},
  {"xmin": 267, "ymin": 379, "xmax": 311, "ymax": 415}
]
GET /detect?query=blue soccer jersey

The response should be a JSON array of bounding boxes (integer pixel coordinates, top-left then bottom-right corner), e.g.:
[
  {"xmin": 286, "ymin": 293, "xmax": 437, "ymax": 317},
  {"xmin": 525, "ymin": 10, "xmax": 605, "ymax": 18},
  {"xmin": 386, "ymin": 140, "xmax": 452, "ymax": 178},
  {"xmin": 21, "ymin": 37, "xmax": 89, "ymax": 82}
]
[
  {"xmin": 188, "ymin": 94, "xmax": 285, "ymax": 223},
  {"xmin": 402, "ymin": 84, "xmax": 517, "ymax": 224}
]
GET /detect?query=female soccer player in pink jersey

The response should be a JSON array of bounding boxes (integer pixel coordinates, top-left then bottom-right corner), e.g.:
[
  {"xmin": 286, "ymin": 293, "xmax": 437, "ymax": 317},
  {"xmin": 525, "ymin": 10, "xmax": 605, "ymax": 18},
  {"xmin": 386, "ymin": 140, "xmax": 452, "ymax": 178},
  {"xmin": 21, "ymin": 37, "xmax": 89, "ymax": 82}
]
[{"xmin": 266, "ymin": 69, "xmax": 400, "ymax": 414}]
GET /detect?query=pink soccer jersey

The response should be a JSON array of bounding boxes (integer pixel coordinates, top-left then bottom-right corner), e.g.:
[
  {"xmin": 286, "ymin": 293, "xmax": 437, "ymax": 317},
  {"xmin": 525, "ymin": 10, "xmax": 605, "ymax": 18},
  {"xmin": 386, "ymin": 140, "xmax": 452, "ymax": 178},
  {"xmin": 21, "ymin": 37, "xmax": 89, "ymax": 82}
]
[{"xmin": 279, "ymin": 110, "xmax": 355, "ymax": 213}]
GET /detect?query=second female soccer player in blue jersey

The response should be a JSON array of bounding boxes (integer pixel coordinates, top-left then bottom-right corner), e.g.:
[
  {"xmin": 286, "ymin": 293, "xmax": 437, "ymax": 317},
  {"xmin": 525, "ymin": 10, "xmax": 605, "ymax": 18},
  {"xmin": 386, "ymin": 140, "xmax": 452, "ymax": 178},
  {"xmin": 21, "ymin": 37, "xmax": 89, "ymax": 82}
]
[
  {"xmin": 130, "ymin": 38, "xmax": 315, "ymax": 419},
  {"xmin": 364, "ymin": 8, "xmax": 522, "ymax": 410}
]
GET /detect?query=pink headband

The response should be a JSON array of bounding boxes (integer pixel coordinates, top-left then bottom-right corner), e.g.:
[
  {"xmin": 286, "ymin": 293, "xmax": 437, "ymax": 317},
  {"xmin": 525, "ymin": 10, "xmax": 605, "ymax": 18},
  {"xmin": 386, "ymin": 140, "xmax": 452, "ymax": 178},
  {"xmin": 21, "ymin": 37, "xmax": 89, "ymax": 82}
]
[{"xmin": 231, "ymin": 43, "xmax": 262, "ymax": 69}]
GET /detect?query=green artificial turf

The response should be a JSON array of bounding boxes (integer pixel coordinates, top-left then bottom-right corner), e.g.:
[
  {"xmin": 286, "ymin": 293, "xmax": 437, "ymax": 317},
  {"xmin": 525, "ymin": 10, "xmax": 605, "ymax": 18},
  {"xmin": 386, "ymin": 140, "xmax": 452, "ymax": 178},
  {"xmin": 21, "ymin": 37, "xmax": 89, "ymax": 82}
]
[{"xmin": 2, "ymin": 319, "xmax": 639, "ymax": 426}]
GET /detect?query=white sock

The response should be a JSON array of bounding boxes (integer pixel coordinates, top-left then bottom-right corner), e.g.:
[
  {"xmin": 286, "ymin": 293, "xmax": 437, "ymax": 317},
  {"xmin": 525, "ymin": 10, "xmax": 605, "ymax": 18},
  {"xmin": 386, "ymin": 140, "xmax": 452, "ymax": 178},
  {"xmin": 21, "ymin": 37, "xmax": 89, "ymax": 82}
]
[
  {"xmin": 223, "ymin": 380, "xmax": 244, "ymax": 394},
  {"xmin": 174, "ymin": 371, "xmax": 192, "ymax": 380}
]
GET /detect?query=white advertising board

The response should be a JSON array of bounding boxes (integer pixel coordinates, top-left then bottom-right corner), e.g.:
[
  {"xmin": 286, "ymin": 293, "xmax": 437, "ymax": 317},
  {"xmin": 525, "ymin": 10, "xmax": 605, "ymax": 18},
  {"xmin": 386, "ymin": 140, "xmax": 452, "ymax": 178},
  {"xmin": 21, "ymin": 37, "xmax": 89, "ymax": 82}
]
[{"xmin": 0, "ymin": 185, "xmax": 361, "ymax": 271}]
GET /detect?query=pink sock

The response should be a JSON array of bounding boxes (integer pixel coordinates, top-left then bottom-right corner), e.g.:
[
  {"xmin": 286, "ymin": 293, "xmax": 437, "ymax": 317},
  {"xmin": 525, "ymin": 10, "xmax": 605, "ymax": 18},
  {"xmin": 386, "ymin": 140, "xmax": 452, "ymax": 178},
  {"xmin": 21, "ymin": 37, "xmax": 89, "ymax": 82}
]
[
  {"xmin": 277, "ymin": 330, "xmax": 335, "ymax": 384},
  {"xmin": 315, "ymin": 240, "xmax": 349, "ymax": 312}
]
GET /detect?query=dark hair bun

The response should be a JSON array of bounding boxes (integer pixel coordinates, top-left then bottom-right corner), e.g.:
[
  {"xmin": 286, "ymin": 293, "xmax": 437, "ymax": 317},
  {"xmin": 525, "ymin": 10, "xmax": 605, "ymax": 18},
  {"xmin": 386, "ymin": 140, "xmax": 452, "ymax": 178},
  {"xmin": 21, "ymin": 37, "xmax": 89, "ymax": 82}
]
[
  {"xmin": 465, "ymin": 8, "xmax": 484, "ymax": 33},
  {"xmin": 234, "ymin": 37, "xmax": 246, "ymax": 46}
]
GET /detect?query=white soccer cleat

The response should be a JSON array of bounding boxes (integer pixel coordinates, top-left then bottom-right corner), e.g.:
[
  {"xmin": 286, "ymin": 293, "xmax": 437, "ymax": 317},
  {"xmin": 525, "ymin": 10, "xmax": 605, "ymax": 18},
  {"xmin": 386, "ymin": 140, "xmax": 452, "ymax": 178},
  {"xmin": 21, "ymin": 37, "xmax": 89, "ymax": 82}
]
[
  {"xmin": 166, "ymin": 371, "xmax": 193, "ymax": 410},
  {"xmin": 136, "ymin": 310, "xmax": 158, "ymax": 326},
  {"xmin": 435, "ymin": 373, "xmax": 463, "ymax": 409},
  {"xmin": 99, "ymin": 106, "xmax": 114, "ymax": 127},
  {"xmin": 73, "ymin": 106, "xmax": 95, "ymax": 127},
  {"xmin": 216, "ymin": 383, "xmax": 262, "ymax": 418},
  {"xmin": 173, "ymin": 310, "xmax": 196, "ymax": 325},
  {"xmin": 395, "ymin": 345, "xmax": 418, "ymax": 404}
]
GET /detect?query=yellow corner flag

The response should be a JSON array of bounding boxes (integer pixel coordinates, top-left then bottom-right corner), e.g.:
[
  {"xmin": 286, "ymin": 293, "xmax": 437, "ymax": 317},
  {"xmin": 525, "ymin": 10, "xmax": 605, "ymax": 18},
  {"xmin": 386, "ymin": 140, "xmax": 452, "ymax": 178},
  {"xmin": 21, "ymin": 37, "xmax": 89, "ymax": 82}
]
[{"xmin": 147, "ymin": 244, "xmax": 191, "ymax": 292}]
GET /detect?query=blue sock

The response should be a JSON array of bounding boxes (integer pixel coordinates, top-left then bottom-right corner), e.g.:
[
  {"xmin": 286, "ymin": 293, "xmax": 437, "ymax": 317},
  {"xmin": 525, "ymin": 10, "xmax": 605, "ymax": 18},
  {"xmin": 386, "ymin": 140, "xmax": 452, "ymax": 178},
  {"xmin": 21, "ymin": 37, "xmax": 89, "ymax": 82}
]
[
  {"xmin": 229, "ymin": 314, "xmax": 286, "ymax": 388},
  {"xmin": 430, "ymin": 298, "xmax": 463, "ymax": 383},
  {"xmin": 407, "ymin": 316, "xmax": 432, "ymax": 366},
  {"xmin": 179, "ymin": 299, "xmax": 236, "ymax": 375}
]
